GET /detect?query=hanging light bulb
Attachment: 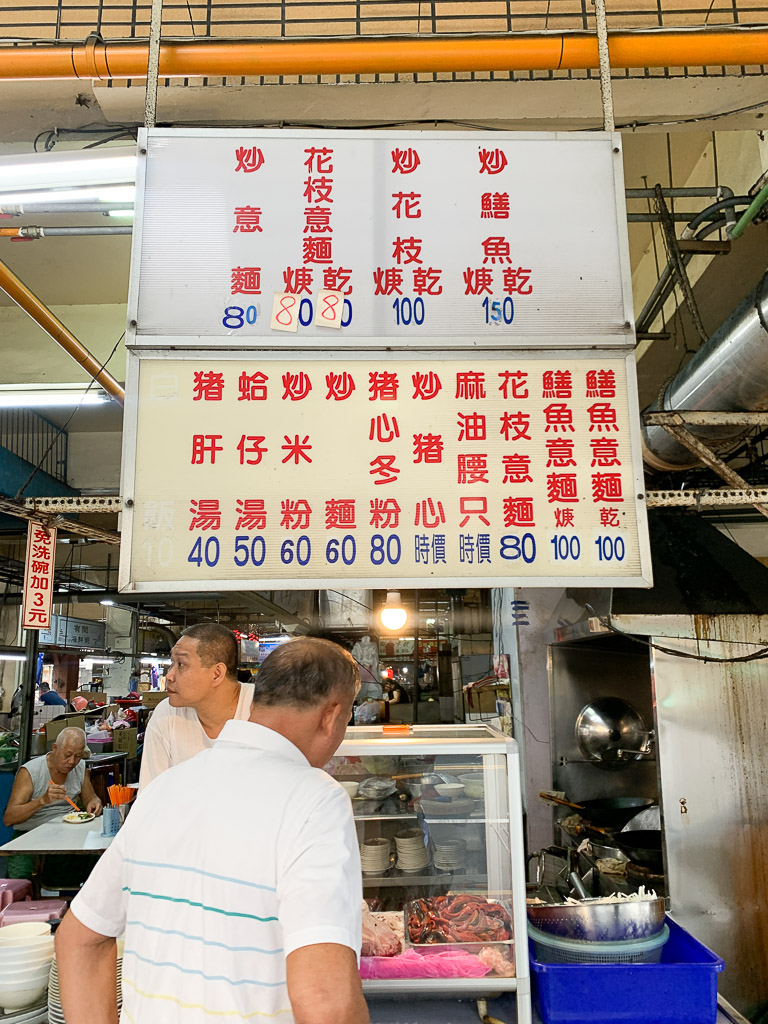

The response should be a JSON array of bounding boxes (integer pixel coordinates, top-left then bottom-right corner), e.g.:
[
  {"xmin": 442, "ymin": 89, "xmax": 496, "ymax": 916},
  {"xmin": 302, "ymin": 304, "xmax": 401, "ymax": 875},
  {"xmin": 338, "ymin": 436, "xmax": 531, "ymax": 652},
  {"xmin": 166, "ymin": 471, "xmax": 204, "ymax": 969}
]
[{"xmin": 380, "ymin": 591, "xmax": 407, "ymax": 631}]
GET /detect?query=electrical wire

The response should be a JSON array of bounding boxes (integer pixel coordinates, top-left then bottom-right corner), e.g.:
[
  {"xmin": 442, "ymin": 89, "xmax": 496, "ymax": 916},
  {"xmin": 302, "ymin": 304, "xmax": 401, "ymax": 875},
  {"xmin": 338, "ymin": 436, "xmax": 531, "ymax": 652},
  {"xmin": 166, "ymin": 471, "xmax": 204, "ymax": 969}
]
[{"xmin": 584, "ymin": 603, "xmax": 768, "ymax": 663}]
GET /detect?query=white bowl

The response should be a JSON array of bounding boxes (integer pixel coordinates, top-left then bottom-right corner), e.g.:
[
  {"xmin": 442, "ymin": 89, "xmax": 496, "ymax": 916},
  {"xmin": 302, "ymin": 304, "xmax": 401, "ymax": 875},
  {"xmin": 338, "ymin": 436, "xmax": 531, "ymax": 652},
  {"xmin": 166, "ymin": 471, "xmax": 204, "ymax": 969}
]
[
  {"xmin": 339, "ymin": 781, "xmax": 359, "ymax": 798},
  {"xmin": 0, "ymin": 949, "xmax": 53, "ymax": 969},
  {"xmin": 434, "ymin": 783, "xmax": 465, "ymax": 799},
  {"xmin": 0, "ymin": 934, "xmax": 53, "ymax": 951},
  {"xmin": 0, "ymin": 964, "xmax": 50, "ymax": 984},
  {"xmin": 0, "ymin": 924, "xmax": 50, "ymax": 944},
  {"xmin": 0, "ymin": 976, "xmax": 49, "ymax": 1011}
]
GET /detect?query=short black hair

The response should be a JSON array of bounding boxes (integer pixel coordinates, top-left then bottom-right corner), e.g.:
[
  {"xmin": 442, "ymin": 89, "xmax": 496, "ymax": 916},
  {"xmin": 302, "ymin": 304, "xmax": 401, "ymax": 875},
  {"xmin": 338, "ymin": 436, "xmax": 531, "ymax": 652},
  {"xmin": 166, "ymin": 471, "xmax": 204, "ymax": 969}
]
[
  {"xmin": 252, "ymin": 637, "xmax": 360, "ymax": 708},
  {"xmin": 181, "ymin": 623, "xmax": 238, "ymax": 680}
]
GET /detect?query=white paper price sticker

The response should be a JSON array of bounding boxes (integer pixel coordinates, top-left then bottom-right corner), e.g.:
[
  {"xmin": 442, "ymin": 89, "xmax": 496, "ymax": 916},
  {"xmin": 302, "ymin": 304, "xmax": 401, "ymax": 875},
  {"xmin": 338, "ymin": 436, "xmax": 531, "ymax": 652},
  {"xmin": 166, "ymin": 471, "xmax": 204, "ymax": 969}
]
[
  {"xmin": 270, "ymin": 292, "xmax": 299, "ymax": 333},
  {"xmin": 313, "ymin": 290, "xmax": 344, "ymax": 329}
]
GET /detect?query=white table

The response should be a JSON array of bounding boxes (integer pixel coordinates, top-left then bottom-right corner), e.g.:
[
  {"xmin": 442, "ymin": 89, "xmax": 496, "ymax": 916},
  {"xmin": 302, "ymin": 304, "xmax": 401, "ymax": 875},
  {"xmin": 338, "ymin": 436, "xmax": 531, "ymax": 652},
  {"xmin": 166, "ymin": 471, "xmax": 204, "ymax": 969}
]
[{"xmin": 0, "ymin": 818, "xmax": 113, "ymax": 856}]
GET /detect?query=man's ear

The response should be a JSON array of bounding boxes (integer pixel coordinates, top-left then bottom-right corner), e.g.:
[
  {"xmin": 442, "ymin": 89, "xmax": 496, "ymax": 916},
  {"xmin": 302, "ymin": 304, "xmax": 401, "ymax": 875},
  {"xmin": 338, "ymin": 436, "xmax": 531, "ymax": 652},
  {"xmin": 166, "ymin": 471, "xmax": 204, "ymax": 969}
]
[
  {"xmin": 211, "ymin": 662, "xmax": 228, "ymax": 687},
  {"xmin": 318, "ymin": 699, "xmax": 343, "ymax": 736}
]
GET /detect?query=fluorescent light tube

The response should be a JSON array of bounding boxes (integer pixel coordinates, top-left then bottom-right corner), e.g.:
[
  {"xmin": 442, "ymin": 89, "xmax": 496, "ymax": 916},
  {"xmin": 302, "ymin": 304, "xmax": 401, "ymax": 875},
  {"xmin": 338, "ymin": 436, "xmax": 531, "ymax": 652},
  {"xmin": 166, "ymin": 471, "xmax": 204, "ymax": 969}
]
[{"xmin": 0, "ymin": 151, "xmax": 136, "ymax": 193}]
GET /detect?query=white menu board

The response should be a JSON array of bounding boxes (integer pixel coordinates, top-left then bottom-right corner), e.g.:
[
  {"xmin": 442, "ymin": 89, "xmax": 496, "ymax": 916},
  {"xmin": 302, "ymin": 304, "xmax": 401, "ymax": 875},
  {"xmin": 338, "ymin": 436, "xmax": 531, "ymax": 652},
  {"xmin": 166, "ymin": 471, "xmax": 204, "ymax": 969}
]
[
  {"xmin": 118, "ymin": 351, "xmax": 651, "ymax": 591},
  {"xmin": 129, "ymin": 129, "xmax": 634, "ymax": 348}
]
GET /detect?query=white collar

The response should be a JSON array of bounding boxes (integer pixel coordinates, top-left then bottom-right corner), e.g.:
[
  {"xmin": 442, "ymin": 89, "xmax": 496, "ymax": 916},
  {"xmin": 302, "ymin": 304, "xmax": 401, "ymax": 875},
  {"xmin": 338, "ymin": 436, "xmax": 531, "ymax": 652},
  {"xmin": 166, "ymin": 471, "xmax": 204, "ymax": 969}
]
[{"xmin": 217, "ymin": 720, "xmax": 309, "ymax": 767}]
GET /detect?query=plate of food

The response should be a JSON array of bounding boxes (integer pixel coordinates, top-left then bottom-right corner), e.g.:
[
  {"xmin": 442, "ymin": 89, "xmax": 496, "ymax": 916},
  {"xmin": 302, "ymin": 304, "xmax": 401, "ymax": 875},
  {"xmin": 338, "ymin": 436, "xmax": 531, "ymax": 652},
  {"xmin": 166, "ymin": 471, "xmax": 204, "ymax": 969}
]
[{"xmin": 62, "ymin": 811, "xmax": 94, "ymax": 824}]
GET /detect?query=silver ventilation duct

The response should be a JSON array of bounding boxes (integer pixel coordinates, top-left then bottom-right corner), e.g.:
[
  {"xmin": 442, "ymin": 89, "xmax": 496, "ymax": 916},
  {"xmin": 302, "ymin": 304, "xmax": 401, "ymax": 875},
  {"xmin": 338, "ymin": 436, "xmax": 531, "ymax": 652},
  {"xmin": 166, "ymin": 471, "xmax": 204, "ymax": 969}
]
[{"xmin": 642, "ymin": 273, "xmax": 768, "ymax": 470}]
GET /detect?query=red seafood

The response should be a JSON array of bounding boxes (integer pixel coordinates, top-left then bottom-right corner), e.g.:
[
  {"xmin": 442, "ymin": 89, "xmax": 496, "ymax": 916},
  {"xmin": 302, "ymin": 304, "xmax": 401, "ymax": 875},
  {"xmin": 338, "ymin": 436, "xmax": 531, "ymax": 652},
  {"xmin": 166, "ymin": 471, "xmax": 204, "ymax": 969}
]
[{"xmin": 407, "ymin": 895, "xmax": 512, "ymax": 944}]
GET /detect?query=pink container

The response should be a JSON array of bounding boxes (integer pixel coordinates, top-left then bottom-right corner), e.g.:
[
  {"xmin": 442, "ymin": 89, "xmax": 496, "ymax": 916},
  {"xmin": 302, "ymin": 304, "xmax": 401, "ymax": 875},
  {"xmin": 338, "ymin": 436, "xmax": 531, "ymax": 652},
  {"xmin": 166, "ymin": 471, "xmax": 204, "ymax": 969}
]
[
  {"xmin": 0, "ymin": 881, "xmax": 32, "ymax": 910},
  {"xmin": 0, "ymin": 899, "xmax": 67, "ymax": 925}
]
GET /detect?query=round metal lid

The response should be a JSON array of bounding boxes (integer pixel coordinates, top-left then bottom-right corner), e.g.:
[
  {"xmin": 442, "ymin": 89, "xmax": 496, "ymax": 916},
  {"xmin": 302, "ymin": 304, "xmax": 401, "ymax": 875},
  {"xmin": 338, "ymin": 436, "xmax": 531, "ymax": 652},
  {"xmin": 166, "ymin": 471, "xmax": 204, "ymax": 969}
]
[{"xmin": 575, "ymin": 697, "xmax": 647, "ymax": 770}]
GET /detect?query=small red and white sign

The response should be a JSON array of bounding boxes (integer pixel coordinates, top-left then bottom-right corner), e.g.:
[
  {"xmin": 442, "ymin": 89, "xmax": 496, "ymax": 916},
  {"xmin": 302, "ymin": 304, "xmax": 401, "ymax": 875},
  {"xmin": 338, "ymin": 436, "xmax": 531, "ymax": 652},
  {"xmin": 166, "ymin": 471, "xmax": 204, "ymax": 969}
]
[{"xmin": 21, "ymin": 519, "xmax": 56, "ymax": 630}]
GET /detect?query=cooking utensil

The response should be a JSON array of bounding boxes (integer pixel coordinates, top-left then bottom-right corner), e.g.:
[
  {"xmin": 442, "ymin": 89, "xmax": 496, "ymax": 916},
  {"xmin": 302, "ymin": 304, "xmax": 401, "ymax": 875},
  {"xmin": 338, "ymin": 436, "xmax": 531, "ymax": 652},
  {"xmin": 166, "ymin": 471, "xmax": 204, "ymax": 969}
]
[
  {"xmin": 589, "ymin": 842, "xmax": 629, "ymax": 862},
  {"xmin": 615, "ymin": 830, "xmax": 664, "ymax": 874},
  {"xmin": 541, "ymin": 793, "xmax": 655, "ymax": 829},
  {"xmin": 575, "ymin": 698, "xmax": 648, "ymax": 769},
  {"xmin": 527, "ymin": 896, "xmax": 666, "ymax": 942}
]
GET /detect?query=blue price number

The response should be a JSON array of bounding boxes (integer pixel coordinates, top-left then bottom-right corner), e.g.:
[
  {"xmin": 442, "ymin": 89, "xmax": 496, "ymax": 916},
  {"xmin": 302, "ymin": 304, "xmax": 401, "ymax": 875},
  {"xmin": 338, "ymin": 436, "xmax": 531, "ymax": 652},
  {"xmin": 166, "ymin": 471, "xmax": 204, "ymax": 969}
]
[
  {"xmin": 499, "ymin": 533, "xmax": 536, "ymax": 564},
  {"xmin": 280, "ymin": 536, "xmax": 311, "ymax": 566},
  {"xmin": 234, "ymin": 535, "xmax": 266, "ymax": 567},
  {"xmin": 482, "ymin": 297, "xmax": 514, "ymax": 325},
  {"xmin": 188, "ymin": 536, "xmax": 220, "ymax": 567},
  {"xmin": 595, "ymin": 535, "xmax": 625, "ymax": 562},
  {"xmin": 550, "ymin": 535, "xmax": 581, "ymax": 561},
  {"xmin": 370, "ymin": 534, "xmax": 401, "ymax": 565},
  {"xmin": 222, "ymin": 305, "xmax": 258, "ymax": 329},
  {"xmin": 326, "ymin": 536, "xmax": 356, "ymax": 566},
  {"xmin": 392, "ymin": 297, "xmax": 425, "ymax": 326}
]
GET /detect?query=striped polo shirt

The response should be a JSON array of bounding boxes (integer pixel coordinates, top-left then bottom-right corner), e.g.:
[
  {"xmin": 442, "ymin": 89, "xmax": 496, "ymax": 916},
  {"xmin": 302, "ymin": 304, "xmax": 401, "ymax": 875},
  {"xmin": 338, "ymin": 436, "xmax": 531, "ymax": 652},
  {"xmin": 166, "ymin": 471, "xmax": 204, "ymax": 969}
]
[{"xmin": 71, "ymin": 721, "xmax": 362, "ymax": 1023}]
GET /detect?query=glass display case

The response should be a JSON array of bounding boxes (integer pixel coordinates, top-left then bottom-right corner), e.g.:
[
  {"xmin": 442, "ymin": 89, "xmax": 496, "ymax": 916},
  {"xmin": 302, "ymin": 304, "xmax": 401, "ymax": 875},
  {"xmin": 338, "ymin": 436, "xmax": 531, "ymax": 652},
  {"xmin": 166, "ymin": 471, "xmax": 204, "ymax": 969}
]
[{"xmin": 330, "ymin": 723, "xmax": 531, "ymax": 1024}]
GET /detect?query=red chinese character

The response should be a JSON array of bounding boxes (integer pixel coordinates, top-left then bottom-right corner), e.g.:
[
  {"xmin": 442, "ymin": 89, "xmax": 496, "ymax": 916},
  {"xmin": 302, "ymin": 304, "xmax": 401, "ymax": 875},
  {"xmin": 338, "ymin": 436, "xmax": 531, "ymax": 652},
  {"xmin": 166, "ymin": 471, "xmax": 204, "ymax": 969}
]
[
  {"xmin": 502, "ymin": 454, "xmax": 532, "ymax": 484},
  {"xmin": 231, "ymin": 266, "xmax": 261, "ymax": 295},
  {"xmin": 590, "ymin": 438, "xmax": 621, "ymax": 467},
  {"xmin": 325, "ymin": 499, "xmax": 356, "ymax": 529},
  {"xmin": 373, "ymin": 267, "xmax": 403, "ymax": 296},
  {"xmin": 283, "ymin": 267, "xmax": 313, "ymax": 295},
  {"xmin": 323, "ymin": 267, "xmax": 353, "ymax": 295},
  {"xmin": 233, "ymin": 206, "xmax": 263, "ymax": 233},
  {"xmin": 455, "ymin": 372, "xmax": 486, "ymax": 400},
  {"xmin": 370, "ymin": 498, "xmax": 401, "ymax": 529},
  {"xmin": 303, "ymin": 238, "xmax": 333, "ymax": 264},
  {"xmin": 303, "ymin": 176, "xmax": 334, "ymax": 203},
  {"xmin": 412, "ymin": 267, "xmax": 443, "ymax": 295},
  {"xmin": 547, "ymin": 473, "xmax": 578, "ymax": 503},
  {"xmin": 281, "ymin": 435, "xmax": 313, "ymax": 464},
  {"xmin": 189, "ymin": 499, "xmax": 221, "ymax": 531},
  {"xmin": 586, "ymin": 369, "xmax": 617, "ymax": 398},
  {"xmin": 503, "ymin": 496, "xmax": 534, "ymax": 527},
  {"xmin": 543, "ymin": 371, "xmax": 572, "ymax": 399},
  {"xmin": 458, "ymin": 453, "xmax": 489, "ymax": 484},
  {"xmin": 370, "ymin": 454, "xmax": 400, "ymax": 485},
  {"xmin": 392, "ymin": 237, "xmax": 423, "ymax": 265},
  {"xmin": 412, "ymin": 372, "xmax": 442, "ymax": 400},
  {"xmin": 30, "ymin": 560, "xmax": 49, "ymax": 574},
  {"xmin": 238, "ymin": 371, "xmax": 268, "ymax": 402},
  {"xmin": 235, "ymin": 499, "xmax": 267, "ymax": 531},
  {"xmin": 500, "ymin": 411, "xmax": 531, "ymax": 442},
  {"xmin": 32, "ymin": 527, "xmax": 51, "ymax": 545},
  {"xmin": 235, "ymin": 146, "xmax": 264, "ymax": 173},
  {"xmin": 457, "ymin": 412, "xmax": 486, "ymax": 442},
  {"xmin": 237, "ymin": 435, "xmax": 268, "ymax": 466},
  {"xmin": 280, "ymin": 499, "xmax": 313, "ymax": 530},
  {"xmin": 544, "ymin": 403, "xmax": 574, "ymax": 433},
  {"xmin": 600, "ymin": 507, "xmax": 621, "ymax": 527},
  {"xmin": 498, "ymin": 370, "xmax": 528, "ymax": 400},
  {"xmin": 463, "ymin": 268, "xmax": 494, "ymax": 295},
  {"xmin": 555, "ymin": 508, "xmax": 575, "ymax": 528},
  {"xmin": 503, "ymin": 268, "xmax": 533, "ymax": 295},
  {"xmin": 588, "ymin": 403, "xmax": 619, "ymax": 432},
  {"xmin": 325, "ymin": 372, "xmax": 356, "ymax": 401},
  {"xmin": 413, "ymin": 433, "xmax": 444, "ymax": 464},
  {"xmin": 193, "ymin": 371, "xmax": 224, "ymax": 402},
  {"xmin": 191, "ymin": 435, "xmax": 223, "ymax": 465},
  {"xmin": 282, "ymin": 372, "xmax": 313, "ymax": 401},
  {"xmin": 369, "ymin": 372, "xmax": 399, "ymax": 401},
  {"xmin": 459, "ymin": 496, "xmax": 490, "ymax": 528},
  {"xmin": 479, "ymin": 148, "xmax": 508, "ymax": 175},
  {"xmin": 304, "ymin": 147, "xmax": 333, "ymax": 174},
  {"xmin": 480, "ymin": 192, "xmax": 510, "ymax": 219},
  {"xmin": 31, "ymin": 544, "xmax": 50, "ymax": 560},
  {"xmin": 414, "ymin": 499, "xmax": 446, "ymax": 528},
  {"xmin": 29, "ymin": 576, "xmax": 49, "ymax": 590},
  {"xmin": 391, "ymin": 148, "xmax": 421, "ymax": 174},
  {"xmin": 26, "ymin": 611, "xmax": 48, "ymax": 625},
  {"xmin": 482, "ymin": 237, "xmax": 512, "ymax": 264},
  {"xmin": 392, "ymin": 192, "xmax": 422, "ymax": 218},
  {"xmin": 592, "ymin": 473, "xmax": 624, "ymax": 503},
  {"xmin": 369, "ymin": 415, "xmax": 400, "ymax": 442},
  {"xmin": 546, "ymin": 439, "xmax": 576, "ymax": 468},
  {"xmin": 304, "ymin": 207, "xmax": 333, "ymax": 233}
]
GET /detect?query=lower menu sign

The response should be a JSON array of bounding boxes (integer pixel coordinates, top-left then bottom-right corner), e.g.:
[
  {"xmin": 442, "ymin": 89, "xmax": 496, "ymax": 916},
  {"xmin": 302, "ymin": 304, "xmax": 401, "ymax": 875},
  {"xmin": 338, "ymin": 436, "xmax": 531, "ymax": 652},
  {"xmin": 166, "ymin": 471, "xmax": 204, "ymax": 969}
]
[{"xmin": 119, "ymin": 353, "xmax": 651, "ymax": 590}]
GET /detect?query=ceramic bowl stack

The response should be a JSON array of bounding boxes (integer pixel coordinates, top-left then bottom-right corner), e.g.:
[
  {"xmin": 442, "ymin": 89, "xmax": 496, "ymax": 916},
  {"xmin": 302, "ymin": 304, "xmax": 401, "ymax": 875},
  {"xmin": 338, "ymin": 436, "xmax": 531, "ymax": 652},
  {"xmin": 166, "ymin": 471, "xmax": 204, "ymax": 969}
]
[
  {"xmin": 0, "ymin": 923, "xmax": 54, "ymax": 1015},
  {"xmin": 433, "ymin": 838, "xmax": 467, "ymax": 872},
  {"xmin": 360, "ymin": 838, "xmax": 391, "ymax": 875},
  {"xmin": 48, "ymin": 954, "xmax": 123, "ymax": 1024},
  {"xmin": 394, "ymin": 829, "xmax": 430, "ymax": 873}
]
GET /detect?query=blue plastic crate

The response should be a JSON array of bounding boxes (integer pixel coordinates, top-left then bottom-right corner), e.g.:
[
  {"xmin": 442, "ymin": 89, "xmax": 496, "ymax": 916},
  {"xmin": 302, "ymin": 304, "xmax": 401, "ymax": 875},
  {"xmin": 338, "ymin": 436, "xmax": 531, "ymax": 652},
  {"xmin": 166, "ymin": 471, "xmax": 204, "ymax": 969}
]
[{"xmin": 530, "ymin": 916, "xmax": 724, "ymax": 1024}]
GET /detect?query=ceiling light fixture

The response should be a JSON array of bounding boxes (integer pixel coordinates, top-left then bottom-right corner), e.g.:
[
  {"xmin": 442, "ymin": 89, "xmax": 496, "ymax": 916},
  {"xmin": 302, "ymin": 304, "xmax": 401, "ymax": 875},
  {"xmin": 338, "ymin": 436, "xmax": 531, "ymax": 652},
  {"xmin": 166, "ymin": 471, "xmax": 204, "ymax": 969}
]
[
  {"xmin": 0, "ymin": 384, "xmax": 108, "ymax": 409},
  {"xmin": 0, "ymin": 654, "xmax": 25, "ymax": 662},
  {"xmin": 0, "ymin": 151, "xmax": 136, "ymax": 194},
  {"xmin": 380, "ymin": 591, "xmax": 408, "ymax": 631}
]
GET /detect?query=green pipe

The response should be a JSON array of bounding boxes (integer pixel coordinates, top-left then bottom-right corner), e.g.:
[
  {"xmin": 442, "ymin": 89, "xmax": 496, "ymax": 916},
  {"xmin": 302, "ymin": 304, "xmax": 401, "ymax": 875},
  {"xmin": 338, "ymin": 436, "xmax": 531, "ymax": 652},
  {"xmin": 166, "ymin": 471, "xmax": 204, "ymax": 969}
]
[{"xmin": 730, "ymin": 180, "xmax": 768, "ymax": 240}]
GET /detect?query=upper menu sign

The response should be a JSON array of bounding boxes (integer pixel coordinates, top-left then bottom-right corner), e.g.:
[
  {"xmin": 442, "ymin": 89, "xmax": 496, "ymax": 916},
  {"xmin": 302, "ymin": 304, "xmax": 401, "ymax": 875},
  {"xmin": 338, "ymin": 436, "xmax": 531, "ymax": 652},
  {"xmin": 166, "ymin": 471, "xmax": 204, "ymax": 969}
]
[{"xmin": 130, "ymin": 129, "xmax": 634, "ymax": 349}]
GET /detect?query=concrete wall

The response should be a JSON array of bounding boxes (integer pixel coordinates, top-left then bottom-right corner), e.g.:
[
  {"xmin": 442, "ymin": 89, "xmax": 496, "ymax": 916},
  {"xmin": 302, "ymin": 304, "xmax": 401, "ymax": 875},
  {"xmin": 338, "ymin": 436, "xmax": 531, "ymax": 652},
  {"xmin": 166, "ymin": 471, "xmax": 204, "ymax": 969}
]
[{"xmin": 67, "ymin": 431, "xmax": 123, "ymax": 490}]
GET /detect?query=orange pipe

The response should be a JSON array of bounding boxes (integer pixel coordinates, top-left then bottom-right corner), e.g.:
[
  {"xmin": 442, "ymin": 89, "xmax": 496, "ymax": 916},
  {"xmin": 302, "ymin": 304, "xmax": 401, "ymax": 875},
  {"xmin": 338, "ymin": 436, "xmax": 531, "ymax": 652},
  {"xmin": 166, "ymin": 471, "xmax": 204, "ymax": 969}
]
[
  {"xmin": 0, "ymin": 259, "xmax": 125, "ymax": 406},
  {"xmin": 0, "ymin": 30, "xmax": 766, "ymax": 80}
]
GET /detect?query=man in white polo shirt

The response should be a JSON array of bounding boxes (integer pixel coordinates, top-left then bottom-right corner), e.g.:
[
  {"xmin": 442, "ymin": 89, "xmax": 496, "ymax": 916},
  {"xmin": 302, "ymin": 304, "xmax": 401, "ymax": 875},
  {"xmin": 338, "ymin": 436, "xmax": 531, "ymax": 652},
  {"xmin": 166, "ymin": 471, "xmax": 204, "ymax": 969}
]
[{"xmin": 56, "ymin": 637, "xmax": 368, "ymax": 1024}]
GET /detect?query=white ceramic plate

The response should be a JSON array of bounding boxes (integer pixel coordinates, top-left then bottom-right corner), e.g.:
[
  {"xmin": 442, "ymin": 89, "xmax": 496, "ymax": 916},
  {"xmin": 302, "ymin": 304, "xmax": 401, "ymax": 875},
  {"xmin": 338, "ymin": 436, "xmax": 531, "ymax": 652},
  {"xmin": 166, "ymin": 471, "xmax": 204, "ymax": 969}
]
[{"xmin": 61, "ymin": 813, "xmax": 94, "ymax": 825}]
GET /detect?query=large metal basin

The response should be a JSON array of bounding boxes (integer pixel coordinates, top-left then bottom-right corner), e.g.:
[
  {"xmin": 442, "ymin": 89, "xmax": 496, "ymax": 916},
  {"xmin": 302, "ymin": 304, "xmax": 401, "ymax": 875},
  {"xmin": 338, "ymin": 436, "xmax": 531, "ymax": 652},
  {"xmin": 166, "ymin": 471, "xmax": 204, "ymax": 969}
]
[{"xmin": 527, "ymin": 897, "xmax": 666, "ymax": 942}]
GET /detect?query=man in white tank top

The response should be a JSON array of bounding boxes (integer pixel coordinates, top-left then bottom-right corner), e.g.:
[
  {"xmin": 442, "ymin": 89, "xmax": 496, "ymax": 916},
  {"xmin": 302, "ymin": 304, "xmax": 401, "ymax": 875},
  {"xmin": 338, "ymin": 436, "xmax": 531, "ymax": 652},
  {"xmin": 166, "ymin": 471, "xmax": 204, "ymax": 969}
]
[{"xmin": 139, "ymin": 623, "xmax": 254, "ymax": 790}]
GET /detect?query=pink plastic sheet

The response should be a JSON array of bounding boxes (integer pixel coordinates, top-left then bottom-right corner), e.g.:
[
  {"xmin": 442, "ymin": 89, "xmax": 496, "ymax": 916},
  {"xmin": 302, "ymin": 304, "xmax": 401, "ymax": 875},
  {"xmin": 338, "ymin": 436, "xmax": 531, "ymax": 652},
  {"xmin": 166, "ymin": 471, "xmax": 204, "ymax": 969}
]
[{"xmin": 360, "ymin": 948, "xmax": 492, "ymax": 980}]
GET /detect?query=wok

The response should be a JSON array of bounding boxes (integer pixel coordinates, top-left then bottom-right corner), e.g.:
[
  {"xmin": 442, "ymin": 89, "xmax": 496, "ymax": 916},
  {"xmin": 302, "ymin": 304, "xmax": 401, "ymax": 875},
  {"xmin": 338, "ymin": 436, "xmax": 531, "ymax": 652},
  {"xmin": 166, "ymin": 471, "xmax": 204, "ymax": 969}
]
[
  {"xmin": 544, "ymin": 793, "xmax": 655, "ymax": 829},
  {"xmin": 615, "ymin": 830, "xmax": 664, "ymax": 874}
]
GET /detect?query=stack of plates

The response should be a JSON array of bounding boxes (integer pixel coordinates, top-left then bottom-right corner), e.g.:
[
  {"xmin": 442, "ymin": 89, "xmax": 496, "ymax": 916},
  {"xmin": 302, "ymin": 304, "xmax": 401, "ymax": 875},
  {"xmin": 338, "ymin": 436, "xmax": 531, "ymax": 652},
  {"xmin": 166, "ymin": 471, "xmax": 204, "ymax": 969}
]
[
  {"xmin": 0, "ymin": 1004, "xmax": 46, "ymax": 1024},
  {"xmin": 394, "ymin": 828, "xmax": 430, "ymax": 873},
  {"xmin": 48, "ymin": 956, "xmax": 123, "ymax": 1024},
  {"xmin": 360, "ymin": 838, "xmax": 391, "ymax": 875},
  {"xmin": 433, "ymin": 838, "xmax": 467, "ymax": 871}
]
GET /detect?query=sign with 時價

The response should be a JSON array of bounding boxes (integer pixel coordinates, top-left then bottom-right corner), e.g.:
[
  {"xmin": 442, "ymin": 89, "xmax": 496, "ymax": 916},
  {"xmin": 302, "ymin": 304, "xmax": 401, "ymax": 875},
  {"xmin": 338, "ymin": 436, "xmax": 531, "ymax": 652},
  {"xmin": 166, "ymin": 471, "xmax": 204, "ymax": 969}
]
[
  {"xmin": 21, "ymin": 520, "xmax": 56, "ymax": 630},
  {"xmin": 129, "ymin": 129, "xmax": 634, "ymax": 348},
  {"xmin": 118, "ymin": 352, "xmax": 651, "ymax": 591}
]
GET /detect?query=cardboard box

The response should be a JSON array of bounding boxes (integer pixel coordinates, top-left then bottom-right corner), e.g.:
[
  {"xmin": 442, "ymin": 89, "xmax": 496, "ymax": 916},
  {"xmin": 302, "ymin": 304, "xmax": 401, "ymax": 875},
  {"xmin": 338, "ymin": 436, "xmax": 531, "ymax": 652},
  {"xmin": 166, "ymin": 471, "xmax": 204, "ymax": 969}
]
[
  {"xmin": 112, "ymin": 727, "xmax": 138, "ymax": 758},
  {"xmin": 71, "ymin": 690, "xmax": 106, "ymax": 704},
  {"xmin": 45, "ymin": 713, "xmax": 86, "ymax": 745},
  {"xmin": 142, "ymin": 692, "xmax": 169, "ymax": 710}
]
